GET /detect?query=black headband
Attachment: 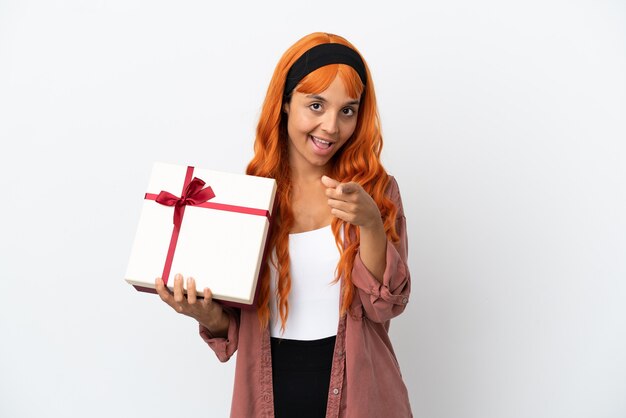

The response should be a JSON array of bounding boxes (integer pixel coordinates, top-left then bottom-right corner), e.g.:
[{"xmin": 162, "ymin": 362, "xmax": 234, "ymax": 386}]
[{"xmin": 284, "ymin": 43, "xmax": 367, "ymax": 97}]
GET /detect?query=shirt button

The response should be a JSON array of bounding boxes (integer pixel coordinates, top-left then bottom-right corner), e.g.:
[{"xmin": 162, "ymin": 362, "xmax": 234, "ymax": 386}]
[
  {"xmin": 263, "ymin": 394, "xmax": 270, "ymax": 402},
  {"xmin": 402, "ymin": 297, "xmax": 408, "ymax": 304},
  {"xmin": 333, "ymin": 388, "xmax": 339, "ymax": 395}
]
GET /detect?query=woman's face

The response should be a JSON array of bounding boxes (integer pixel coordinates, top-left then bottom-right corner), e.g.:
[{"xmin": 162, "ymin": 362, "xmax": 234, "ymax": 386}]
[{"xmin": 284, "ymin": 76, "xmax": 360, "ymax": 173}]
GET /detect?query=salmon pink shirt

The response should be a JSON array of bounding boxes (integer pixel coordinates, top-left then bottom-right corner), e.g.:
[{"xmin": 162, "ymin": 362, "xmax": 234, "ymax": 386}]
[{"xmin": 199, "ymin": 177, "xmax": 413, "ymax": 418}]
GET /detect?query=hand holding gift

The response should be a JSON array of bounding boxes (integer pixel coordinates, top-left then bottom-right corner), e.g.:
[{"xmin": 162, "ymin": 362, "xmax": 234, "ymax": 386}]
[{"xmin": 155, "ymin": 273, "xmax": 229, "ymax": 338}]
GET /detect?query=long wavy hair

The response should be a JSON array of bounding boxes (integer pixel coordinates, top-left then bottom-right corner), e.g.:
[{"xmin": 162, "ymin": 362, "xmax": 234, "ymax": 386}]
[{"xmin": 246, "ymin": 32, "xmax": 399, "ymax": 331}]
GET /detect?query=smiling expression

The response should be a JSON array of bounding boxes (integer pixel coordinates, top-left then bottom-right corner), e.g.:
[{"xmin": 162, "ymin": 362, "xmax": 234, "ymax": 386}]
[{"xmin": 284, "ymin": 76, "xmax": 360, "ymax": 173}]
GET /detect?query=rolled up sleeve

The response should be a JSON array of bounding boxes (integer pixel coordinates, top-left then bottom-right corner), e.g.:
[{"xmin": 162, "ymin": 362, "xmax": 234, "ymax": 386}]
[{"xmin": 198, "ymin": 307, "xmax": 240, "ymax": 362}]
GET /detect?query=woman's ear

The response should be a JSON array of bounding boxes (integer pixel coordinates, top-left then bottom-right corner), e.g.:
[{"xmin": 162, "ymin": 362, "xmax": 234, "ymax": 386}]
[{"xmin": 283, "ymin": 101, "xmax": 290, "ymax": 114}]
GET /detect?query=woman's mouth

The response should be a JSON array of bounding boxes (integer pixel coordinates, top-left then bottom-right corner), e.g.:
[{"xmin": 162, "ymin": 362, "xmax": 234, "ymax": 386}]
[{"xmin": 310, "ymin": 135, "xmax": 333, "ymax": 150}]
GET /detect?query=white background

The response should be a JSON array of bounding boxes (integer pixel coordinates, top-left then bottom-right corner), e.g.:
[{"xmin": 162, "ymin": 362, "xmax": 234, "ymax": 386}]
[{"xmin": 1, "ymin": 1, "xmax": 625, "ymax": 417}]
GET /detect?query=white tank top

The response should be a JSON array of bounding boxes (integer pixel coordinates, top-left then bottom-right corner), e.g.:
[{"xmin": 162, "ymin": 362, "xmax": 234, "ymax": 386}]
[{"xmin": 269, "ymin": 224, "xmax": 341, "ymax": 340}]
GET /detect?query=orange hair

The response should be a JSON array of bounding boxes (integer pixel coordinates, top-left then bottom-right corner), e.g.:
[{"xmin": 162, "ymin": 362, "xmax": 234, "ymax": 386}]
[{"xmin": 246, "ymin": 32, "xmax": 399, "ymax": 331}]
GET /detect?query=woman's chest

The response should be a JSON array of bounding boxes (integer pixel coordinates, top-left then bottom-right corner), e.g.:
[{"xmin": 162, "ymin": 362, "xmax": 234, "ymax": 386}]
[{"xmin": 290, "ymin": 188, "xmax": 333, "ymax": 233}]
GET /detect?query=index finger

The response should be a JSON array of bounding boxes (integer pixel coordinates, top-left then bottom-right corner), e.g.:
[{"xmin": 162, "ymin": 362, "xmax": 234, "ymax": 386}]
[
  {"xmin": 338, "ymin": 182, "xmax": 359, "ymax": 194},
  {"xmin": 155, "ymin": 277, "xmax": 173, "ymax": 303}
]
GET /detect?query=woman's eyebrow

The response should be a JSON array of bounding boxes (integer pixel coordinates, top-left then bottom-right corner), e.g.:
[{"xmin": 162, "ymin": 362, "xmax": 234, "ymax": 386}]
[
  {"xmin": 305, "ymin": 94, "xmax": 360, "ymax": 106},
  {"xmin": 305, "ymin": 94, "xmax": 328, "ymax": 102}
]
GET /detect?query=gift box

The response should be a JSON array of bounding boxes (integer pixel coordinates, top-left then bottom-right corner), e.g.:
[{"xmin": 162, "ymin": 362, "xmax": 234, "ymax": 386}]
[{"xmin": 125, "ymin": 162, "xmax": 276, "ymax": 308}]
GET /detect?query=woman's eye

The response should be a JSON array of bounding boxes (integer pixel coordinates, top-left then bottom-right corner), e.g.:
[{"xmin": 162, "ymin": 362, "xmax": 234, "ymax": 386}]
[
  {"xmin": 309, "ymin": 103, "xmax": 322, "ymax": 111},
  {"xmin": 342, "ymin": 107, "xmax": 355, "ymax": 116}
]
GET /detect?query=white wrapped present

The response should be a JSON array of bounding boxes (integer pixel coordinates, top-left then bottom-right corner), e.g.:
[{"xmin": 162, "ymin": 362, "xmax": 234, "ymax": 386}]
[{"xmin": 125, "ymin": 162, "xmax": 276, "ymax": 308}]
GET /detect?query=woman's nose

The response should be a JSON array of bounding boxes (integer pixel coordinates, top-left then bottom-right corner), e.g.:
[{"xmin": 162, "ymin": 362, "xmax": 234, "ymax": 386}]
[{"xmin": 321, "ymin": 112, "xmax": 339, "ymax": 135}]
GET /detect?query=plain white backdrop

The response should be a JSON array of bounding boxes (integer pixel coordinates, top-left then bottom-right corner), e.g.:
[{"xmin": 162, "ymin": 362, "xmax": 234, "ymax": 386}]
[{"xmin": 1, "ymin": 1, "xmax": 625, "ymax": 417}]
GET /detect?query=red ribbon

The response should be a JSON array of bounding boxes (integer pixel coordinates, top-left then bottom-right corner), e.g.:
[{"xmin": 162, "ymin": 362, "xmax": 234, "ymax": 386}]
[
  {"xmin": 144, "ymin": 166, "xmax": 271, "ymax": 286},
  {"xmin": 155, "ymin": 177, "xmax": 216, "ymax": 227}
]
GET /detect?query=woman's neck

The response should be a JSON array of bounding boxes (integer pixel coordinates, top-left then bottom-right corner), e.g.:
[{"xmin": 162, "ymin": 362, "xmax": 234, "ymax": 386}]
[{"xmin": 290, "ymin": 163, "xmax": 331, "ymax": 187}]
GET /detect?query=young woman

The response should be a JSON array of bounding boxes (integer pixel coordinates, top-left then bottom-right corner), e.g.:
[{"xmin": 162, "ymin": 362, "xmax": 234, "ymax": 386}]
[{"xmin": 155, "ymin": 32, "xmax": 412, "ymax": 418}]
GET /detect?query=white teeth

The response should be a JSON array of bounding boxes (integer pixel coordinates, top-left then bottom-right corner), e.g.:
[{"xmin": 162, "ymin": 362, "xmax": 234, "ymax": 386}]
[{"xmin": 312, "ymin": 136, "xmax": 331, "ymax": 145}]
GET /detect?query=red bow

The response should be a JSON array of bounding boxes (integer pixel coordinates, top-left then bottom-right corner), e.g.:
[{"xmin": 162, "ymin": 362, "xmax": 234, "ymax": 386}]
[{"xmin": 155, "ymin": 177, "xmax": 216, "ymax": 227}]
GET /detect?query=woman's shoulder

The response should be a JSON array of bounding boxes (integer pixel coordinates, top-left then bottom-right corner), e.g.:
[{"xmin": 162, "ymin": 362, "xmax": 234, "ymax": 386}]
[
  {"xmin": 384, "ymin": 174, "xmax": 405, "ymax": 217},
  {"xmin": 385, "ymin": 174, "xmax": 399, "ymax": 193}
]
